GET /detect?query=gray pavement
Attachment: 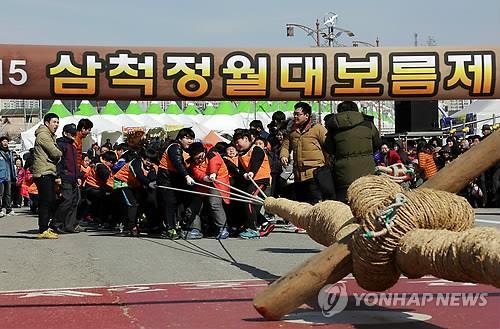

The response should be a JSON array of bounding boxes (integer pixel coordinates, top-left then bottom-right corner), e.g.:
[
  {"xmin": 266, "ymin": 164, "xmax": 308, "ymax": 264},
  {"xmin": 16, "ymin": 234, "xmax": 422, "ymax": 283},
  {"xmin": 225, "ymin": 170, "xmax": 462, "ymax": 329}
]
[
  {"xmin": 0, "ymin": 208, "xmax": 498, "ymax": 292},
  {"xmin": 0, "ymin": 209, "xmax": 322, "ymax": 291}
]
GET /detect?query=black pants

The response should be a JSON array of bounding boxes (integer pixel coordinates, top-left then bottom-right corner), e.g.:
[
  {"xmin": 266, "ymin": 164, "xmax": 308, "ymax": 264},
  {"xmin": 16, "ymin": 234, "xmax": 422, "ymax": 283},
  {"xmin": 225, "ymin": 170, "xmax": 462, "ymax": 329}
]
[
  {"xmin": 84, "ymin": 186, "xmax": 106, "ymax": 223},
  {"xmin": 11, "ymin": 184, "xmax": 22, "ymax": 207},
  {"xmin": 241, "ymin": 179, "xmax": 269, "ymax": 230},
  {"xmin": 137, "ymin": 188, "xmax": 161, "ymax": 232},
  {"xmin": 34, "ymin": 175, "xmax": 57, "ymax": 233},
  {"xmin": 294, "ymin": 178, "xmax": 322, "ymax": 205},
  {"xmin": 157, "ymin": 168, "xmax": 189, "ymax": 230},
  {"xmin": 0, "ymin": 181, "xmax": 12, "ymax": 212},
  {"xmin": 54, "ymin": 182, "xmax": 79, "ymax": 231}
]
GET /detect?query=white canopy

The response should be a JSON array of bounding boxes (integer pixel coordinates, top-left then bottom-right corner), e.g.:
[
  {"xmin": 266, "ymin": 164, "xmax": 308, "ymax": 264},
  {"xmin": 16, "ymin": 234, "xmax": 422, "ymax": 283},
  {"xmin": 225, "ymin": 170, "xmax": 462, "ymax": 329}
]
[
  {"xmin": 21, "ymin": 113, "xmax": 212, "ymax": 150},
  {"xmin": 451, "ymin": 100, "xmax": 500, "ymax": 120}
]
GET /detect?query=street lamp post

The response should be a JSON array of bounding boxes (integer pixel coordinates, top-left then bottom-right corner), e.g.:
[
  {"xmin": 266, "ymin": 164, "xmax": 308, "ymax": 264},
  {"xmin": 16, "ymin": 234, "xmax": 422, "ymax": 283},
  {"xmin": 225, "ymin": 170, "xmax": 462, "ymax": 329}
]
[
  {"xmin": 286, "ymin": 13, "xmax": 355, "ymax": 47},
  {"xmin": 351, "ymin": 38, "xmax": 383, "ymax": 132},
  {"xmin": 286, "ymin": 13, "xmax": 355, "ymax": 120},
  {"xmin": 286, "ymin": 20, "xmax": 321, "ymax": 47}
]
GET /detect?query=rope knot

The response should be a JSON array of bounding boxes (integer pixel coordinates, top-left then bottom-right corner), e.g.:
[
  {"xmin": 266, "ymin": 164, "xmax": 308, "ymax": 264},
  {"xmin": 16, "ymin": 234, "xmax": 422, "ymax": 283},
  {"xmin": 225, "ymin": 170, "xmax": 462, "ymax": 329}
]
[{"xmin": 362, "ymin": 193, "xmax": 407, "ymax": 239}]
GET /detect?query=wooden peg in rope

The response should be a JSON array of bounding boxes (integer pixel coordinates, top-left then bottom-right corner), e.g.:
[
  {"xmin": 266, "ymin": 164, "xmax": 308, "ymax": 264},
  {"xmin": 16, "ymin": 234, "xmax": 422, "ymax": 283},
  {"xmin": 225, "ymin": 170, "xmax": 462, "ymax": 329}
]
[{"xmin": 253, "ymin": 129, "xmax": 500, "ymax": 320}]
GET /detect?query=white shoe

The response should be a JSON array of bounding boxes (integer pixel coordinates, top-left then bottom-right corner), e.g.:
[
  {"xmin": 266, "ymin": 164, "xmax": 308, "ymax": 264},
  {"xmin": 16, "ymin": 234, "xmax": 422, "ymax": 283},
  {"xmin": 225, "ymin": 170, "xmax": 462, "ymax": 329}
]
[{"xmin": 6, "ymin": 210, "xmax": 15, "ymax": 216}]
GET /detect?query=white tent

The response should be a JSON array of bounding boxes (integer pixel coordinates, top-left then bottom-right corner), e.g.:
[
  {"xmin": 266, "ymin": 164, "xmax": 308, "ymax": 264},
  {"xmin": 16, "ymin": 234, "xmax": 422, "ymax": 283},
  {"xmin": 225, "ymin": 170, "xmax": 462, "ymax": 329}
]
[
  {"xmin": 21, "ymin": 113, "xmax": 212, "ymax": 150},
  {"xmin": 451, "ymin": 100, "xmax": 500, "ymax": 122}
]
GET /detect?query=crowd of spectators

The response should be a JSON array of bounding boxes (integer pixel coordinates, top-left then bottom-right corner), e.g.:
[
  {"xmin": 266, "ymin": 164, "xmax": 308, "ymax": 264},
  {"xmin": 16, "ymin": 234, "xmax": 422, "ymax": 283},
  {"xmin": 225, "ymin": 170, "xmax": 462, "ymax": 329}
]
[{"xmin": 15, "ymin": 103, "xmax": 498, "ymax": 240}]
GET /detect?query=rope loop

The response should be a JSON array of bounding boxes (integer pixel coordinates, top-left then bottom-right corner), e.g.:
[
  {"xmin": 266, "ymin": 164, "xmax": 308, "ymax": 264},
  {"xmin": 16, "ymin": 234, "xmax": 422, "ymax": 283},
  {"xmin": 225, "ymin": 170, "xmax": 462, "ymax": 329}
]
[
  {"xmin": 375, "ymin": 164, "xmax": 415, "ymax": 183},
  {"xmin": 362, "ymin": 193, "xmax": 407, "ymax": 239}
]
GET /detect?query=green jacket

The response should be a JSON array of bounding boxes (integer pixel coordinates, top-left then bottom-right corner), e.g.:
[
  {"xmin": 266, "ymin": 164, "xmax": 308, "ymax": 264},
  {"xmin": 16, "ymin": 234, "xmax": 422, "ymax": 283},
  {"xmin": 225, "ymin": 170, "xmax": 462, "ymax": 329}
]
[
  {"xmin": 325, "ymin": 111, "xmax": 380, "ymax": 201},
  {"xmin": 32, "ymin": 124, "xmax": 62, "ymax": 178}
]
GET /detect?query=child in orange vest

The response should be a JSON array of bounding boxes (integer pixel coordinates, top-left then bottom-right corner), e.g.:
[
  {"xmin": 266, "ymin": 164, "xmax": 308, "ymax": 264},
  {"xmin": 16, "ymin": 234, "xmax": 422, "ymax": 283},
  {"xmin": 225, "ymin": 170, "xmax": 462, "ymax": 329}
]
[
  {"xmin": 83, "ymin": 151, "xmax": 117, "ymax": 228},
  {"xmin": 186, "ymin": 142, "xmax": 231, "ymax": 240},
  {"xmin": 114, "ymin": 148, "xmax": 157, "ymax": 236},
  {"xmin": 156, "ymin": 128, "xmax": 195, "ymax": 240},
  {"xmin": 233, "ymin": 130, "xmax": 271, "ymax": 239}
]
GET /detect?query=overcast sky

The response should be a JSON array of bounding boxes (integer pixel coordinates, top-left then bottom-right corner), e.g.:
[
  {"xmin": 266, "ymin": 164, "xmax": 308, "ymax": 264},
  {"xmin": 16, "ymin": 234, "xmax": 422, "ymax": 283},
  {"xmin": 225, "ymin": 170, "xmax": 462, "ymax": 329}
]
[{"xmin": 1, "ymin": 0, "xmax": 499, "ymax": 48}]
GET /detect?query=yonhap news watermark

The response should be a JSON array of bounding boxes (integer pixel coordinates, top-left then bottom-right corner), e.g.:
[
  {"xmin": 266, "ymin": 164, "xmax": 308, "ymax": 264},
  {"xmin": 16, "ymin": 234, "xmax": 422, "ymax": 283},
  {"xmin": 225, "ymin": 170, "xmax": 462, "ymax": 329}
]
[{"xmin": 318, "ymin": 282, "xmax": 489, "ymax": 317}]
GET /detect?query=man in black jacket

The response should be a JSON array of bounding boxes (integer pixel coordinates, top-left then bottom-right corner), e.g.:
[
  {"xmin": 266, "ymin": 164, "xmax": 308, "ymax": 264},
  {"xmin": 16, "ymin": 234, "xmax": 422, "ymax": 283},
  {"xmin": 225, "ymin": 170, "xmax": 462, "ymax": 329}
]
[
  {"xmin": 156, "ymin": 128, "xmax": 195, "ymax": 239},
  {"xmin": 54, "ymin": 124, "xmax": 81, "ymax": 233}
]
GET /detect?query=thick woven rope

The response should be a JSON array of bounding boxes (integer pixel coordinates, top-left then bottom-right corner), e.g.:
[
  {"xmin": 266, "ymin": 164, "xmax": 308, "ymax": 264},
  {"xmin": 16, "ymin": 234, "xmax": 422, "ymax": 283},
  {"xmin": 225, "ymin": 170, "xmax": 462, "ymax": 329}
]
[
  {"xmin": 263, "ymin": 175, "xmax": 499, "ymax": 291},
  {"xmin": 397, "ymin": 227, "xmax": 500, "ymax": 288},
  {"xmin": 263, "ymin": 197, "xmax": 357, "ymax": 247},
  {"xmin": 347, "ymin": 175, "xmax": 475, "ymax": 291}
]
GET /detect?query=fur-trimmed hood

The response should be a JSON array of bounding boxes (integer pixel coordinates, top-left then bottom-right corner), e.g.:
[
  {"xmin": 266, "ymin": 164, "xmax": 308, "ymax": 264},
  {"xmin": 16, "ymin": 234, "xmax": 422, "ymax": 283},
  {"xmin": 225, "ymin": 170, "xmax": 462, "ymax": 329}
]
[{"xmin": 286, "ymin": 112, "xmax": 320, "ymax": 133}]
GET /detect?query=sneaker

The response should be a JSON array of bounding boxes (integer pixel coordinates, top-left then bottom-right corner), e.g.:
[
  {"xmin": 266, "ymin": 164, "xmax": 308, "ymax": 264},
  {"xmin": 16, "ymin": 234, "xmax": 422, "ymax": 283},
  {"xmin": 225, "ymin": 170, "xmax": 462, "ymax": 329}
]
[
  {"xmin": 51, "ymin": 226, "xmax": 67, "ymax": 234},
  {"xmin": 6, "ymin": 210, "xmax": 16, "ymax": 216},
  {"xmin": 239, "ymin": 229, "xmax": 260, "ymax": 239},
  {"xmin": 97, "ymin": 223, "xmax": 114, "ymax": 231},
  {"xmin": 216, "ymin": 228, "xmax": 230, "ymax": 240},
  {"xmin": 259, "ymin": 223, "xmax": 275, "ymax": 237},
  {"xmin": 283, "ymin": 223, "xmax": 297, "ymax": 231},
  {"xmin": 282, "ymin": 223, "xmax": 306, "ymax": 233},
  {"xmin": 165, "ymin": 228, "xmax": 180, "ymax": 240},
  {"xmin": 184, "ymin": 228, "xmax": 203, "ymax": 240},
  {"xmin": 37, "ymin": 229, "xmax": 59, "ymax": 239},
  {"xmin": 131, "ymin": 226, "xmax": 139, "ymax": 237},
  {"xmin": 0, "ymin": 210, "xmax": 5, "ymax": 218},
  {"xmin": 80, "ymin": 220, "xmax": 98, "ymax": 228},
  {"xmin": 295, "ymin": 227, "xmax": 307, "ymax": 234},
  {"xmin": 67, "ymin": 225, "xmax": 85, "ymax": 233}
]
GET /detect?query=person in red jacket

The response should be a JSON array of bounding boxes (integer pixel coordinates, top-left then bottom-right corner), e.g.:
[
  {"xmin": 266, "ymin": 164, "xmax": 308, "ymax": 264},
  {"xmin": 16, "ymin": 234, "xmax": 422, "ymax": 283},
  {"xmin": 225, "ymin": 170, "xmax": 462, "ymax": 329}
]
[
  {"xmin": 185, "ymin": 142, "xmax": 230, "ymax": 240},
  {"xmin": 380, "ymin": 143, "xmax": 402, "ymax": 166}
]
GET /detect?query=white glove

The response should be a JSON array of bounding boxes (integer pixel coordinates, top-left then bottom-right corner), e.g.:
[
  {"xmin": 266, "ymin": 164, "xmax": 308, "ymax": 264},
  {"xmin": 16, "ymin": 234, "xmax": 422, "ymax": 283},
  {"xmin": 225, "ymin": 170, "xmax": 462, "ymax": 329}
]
[
  {"xmin": 208, "ymin": 173, "xmax": 217, "ymax": 181},
  {"xmin": 185, "ymin": 175, "xmax": 195, "ymax": 186},
  {"xmin": 243, "ymin": 172, "xmax": 254, "ymax": 180},
  {"xmin": 203, "ymin": 175, "xmax": 211, "ymax": 183},
  {"xmin": 148, "ymin": 181, "xmax": 157, "ymax": 189}
]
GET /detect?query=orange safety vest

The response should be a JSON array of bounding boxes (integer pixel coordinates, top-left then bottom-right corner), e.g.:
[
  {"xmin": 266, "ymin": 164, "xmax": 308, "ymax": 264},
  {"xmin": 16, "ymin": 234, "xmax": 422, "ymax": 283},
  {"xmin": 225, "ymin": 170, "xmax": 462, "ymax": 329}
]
[
  {"xmin": 114, "ymin": 163, "xmax": 139, "ymax": 188},
  {"xmin": 80, "ymin": 165, "xmax": 91, "ymax": 185},
  {"xmin": 84, "ymin": 163, "xmax": 113, "ymax": 189},
  {"xmin": 28, "ymin": 182, "xmax": 38, "ymax": 195},
  {"xmin": 159, "ymin": 143, "xmax": 190, "ymax": 172},
  {"xmin": 114, "ymin": 161, "xmax": 149, "ymax": 188},
  {"xmin": 227, "ymin": 156, "xmax": 238, "ymax": 167},
  {"xmin": 239, "ymin": 146, "xmax": 271, "ymax": 181}
]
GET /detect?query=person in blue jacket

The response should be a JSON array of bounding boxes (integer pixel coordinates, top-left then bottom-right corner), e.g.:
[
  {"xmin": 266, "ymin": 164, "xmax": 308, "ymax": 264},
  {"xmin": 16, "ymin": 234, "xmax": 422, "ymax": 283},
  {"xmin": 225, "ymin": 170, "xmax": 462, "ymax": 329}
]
[{"xmin": 0, "ymin": 136, "xmax": 17, "ymax": 217}]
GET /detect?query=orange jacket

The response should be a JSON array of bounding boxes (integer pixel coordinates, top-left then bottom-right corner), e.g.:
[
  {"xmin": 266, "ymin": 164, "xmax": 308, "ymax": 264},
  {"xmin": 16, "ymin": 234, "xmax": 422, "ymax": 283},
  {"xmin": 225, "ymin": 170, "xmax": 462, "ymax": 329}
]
[
  {"xmin": 418, "ymin": 152, "xmax": 437, "ymax": 179},
  {"xmin": 74, "ymin": 131, "xmax": 84, "ymax": 169},
  {"xmin": 190, "ymin": 149, "xmax": 230, "ymax": 204}
]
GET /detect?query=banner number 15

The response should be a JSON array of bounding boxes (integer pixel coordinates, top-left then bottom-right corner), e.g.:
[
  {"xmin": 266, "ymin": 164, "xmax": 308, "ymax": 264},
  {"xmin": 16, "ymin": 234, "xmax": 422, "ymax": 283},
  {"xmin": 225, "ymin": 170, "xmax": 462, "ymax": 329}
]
[{"xmin": 0, "ymin": 59, "xmax": 28, "ymax": 86}]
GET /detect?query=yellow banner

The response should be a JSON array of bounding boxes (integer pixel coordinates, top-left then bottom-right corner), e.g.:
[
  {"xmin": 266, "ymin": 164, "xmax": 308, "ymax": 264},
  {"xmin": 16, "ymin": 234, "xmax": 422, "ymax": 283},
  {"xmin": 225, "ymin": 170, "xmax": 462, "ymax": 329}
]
[{"xmin": 0, "ymin": 44, "xmax": 498, "ymax": 100}]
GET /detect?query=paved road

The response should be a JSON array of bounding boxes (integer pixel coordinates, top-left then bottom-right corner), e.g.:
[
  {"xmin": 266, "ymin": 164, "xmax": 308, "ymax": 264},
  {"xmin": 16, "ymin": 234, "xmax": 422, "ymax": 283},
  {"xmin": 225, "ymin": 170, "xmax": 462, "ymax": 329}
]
[
  {"xmin": 0, "ymin": 208, "xmax": 498, "ymax": 329},
  {"xmin": 0, "ymin": 208, "xmax": 498, "ymax": 291},
  {"xmin": 0, "ymin": 209, "xmax": 324, "ymax": 291}
]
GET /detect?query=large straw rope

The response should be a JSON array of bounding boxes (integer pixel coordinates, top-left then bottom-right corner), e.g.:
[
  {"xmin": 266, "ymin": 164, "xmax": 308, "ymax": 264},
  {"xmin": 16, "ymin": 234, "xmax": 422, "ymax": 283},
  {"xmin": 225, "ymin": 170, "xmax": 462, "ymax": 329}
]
[
  {"xmin": 263, "ymin": 198, "xmax": 357, "ymax": 247},
  {"xmin": 263, "ymin": 175, "xmax": 499, "ymax": 291},
  {"xmin": 397, "ymin": 227, "xmax": 500, "ymax": 287},
  {"xmin": 348, "ymin": 175, "xmax": 474, "ymax": 291}
]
